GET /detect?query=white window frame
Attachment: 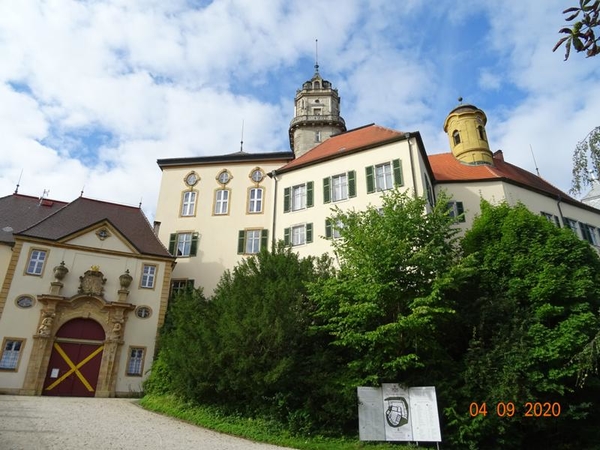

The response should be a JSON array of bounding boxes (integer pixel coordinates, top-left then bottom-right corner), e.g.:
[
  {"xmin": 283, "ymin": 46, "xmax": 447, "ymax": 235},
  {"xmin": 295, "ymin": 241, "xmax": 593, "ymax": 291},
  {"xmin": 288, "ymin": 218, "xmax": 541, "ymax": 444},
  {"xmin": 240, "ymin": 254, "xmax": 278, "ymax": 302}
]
[
  {"xmin": 331, "ymin": 174, "xmax": 348, "ymax": 202},
  {"xmin": 126, "ymin": 347, "xmax": 145, "ymax": 376},
  {"xmin": 181, "ymin": 191, "xmax": 197, "ymax": 216},
  {"xmin": 0, "ymin": 338, "xmax": 24, "ymax": 370},
  {"xmin": 375, "ymin": 163, "xmax": 393, "ymax": 191},
  {"xmin": 248, "ymin": 188, "xmax": 263, "ymax": 213},
  {"xmin": 292, "ymin": 184, "xmax": 307, "ymax": 211},
  {"xmin": 26, "ymin": 249, "xmax": 47, "ymax": 276},
  {"xmin": 315, "ymin": 130, "xmax": 321, "ymax": 142},
  {"xmin": 214, "ymin": 189, "xmax": 229, "ymax": 215},
  {"xmin": 245, "ymin": 230, "xmax": 261, "ymax": 254},
  {"xmin": 177, "ymin": 232, "xmax": 193, "ymax": 257},
  {"xmin": 292, "ymin": 225, "xmax": 306, "ymax": 246},
  {"xmin": 140, "ymin": 264, "xmax": 156, "ymax": 289}
]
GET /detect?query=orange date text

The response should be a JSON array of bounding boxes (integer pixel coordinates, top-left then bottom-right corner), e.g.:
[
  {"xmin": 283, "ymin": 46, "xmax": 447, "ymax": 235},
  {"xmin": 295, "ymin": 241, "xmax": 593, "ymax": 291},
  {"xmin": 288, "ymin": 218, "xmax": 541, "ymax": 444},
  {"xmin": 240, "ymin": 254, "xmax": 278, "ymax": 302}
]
[{"xmin": 469, "ymin": 402, "xmax": 561, "ymax": 418}]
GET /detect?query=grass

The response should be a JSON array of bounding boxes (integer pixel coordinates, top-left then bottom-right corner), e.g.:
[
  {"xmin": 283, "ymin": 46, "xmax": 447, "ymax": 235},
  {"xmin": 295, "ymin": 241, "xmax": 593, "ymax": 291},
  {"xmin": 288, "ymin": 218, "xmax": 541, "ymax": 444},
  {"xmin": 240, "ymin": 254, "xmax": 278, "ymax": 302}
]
[{"xmin": 139, "ymin": 394, "xmax": 418, "ymax": 450}]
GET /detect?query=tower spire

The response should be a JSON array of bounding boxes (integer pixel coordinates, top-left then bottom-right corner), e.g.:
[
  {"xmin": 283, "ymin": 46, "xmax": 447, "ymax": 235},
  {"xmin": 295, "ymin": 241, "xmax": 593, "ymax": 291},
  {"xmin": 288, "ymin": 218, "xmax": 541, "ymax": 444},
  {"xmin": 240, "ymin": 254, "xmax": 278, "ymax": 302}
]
[{"xmin": 314, "ymin": 39, "xmax": 319, "ymax": 73}]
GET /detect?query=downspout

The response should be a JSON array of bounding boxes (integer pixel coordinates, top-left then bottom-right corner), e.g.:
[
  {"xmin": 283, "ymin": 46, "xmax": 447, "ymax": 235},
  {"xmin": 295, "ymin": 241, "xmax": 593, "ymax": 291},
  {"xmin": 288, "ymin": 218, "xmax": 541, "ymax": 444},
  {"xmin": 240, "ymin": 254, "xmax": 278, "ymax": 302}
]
[
  {"xmin": 268, "ymin": 170, "xmax": 278, "ymax": 250},
  {"xmin": 556, "ymin": 194, "xmax": 566, "ymax": 227},
  {"xmin": 404, "ymin": 133, "xmax": 418, "ymax": 198}
]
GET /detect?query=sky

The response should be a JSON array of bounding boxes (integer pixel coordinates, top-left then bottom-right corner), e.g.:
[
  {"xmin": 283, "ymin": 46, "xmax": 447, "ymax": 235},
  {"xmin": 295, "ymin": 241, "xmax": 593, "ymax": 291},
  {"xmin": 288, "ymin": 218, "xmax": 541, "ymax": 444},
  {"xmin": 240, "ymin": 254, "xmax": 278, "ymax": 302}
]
[{"xmin": 1, "ymin": 0, "xmax": 599, "ymax": 220}]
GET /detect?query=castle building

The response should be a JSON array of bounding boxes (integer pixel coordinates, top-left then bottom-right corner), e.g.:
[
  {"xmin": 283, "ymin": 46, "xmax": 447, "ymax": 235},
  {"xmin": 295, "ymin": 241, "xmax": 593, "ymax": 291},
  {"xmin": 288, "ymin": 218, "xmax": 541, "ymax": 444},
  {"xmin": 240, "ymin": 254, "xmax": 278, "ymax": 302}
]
[
  {"xmin": 0, "ymin": 195, "xmax": 174, "ymax": 397},
  {"xmin": 154, "ymin": 71, "xmax": 600, "ymax": 296}
]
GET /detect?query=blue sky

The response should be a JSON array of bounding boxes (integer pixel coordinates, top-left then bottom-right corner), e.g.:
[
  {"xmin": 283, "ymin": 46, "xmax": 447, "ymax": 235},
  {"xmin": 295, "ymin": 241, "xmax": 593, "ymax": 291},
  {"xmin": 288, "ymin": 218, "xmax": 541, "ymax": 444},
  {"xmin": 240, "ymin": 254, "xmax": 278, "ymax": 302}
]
[{"xmin": 0, "ymin": 0, "xmax": 598, "ymax": 219}]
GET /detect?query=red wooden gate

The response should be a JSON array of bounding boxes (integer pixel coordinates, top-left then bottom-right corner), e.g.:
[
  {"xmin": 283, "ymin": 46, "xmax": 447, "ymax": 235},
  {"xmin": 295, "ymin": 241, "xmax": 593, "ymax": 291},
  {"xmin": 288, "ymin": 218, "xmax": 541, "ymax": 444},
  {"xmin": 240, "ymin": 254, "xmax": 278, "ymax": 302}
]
[{"xmin": 42, "ymin": 318, "xmax": 105, "ymax": 397}]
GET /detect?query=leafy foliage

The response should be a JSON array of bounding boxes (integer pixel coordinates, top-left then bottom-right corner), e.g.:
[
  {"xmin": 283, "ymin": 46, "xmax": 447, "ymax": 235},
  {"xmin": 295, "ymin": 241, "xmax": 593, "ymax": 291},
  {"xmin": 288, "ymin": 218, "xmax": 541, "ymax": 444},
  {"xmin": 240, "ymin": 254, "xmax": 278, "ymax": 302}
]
[
  {"xmin": 447, "ymin": 201, "xmax": 600, "ymax": 449},
  {"xmin": 554, "ymin": 0, "xmax": 600, "ymax": 60},
  {"xmin": 570, "ymin": 126, "xmax": 600, "ymax": 195},
  {"xmin": 309, "ymin": 189, "xmax": 464, "ymax": 387}
]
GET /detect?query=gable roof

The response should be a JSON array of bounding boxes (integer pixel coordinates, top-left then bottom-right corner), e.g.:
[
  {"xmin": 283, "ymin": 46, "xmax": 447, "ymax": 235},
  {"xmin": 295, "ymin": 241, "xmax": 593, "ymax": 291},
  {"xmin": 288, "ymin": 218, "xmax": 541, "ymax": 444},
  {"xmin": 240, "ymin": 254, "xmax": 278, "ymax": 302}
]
[
  {"xmin": 0, "ymin": 194, "xmax": 68, "ymax": 244},
  {"xmin": 277, "ymin": 124, "xmax": 407, "ymax": 173},
  {"xmin": 16, "ymin": 197, "xmax": 172, "ymax": 259},
  {"xmin": 428, "ymin": 151, "xmax": 589, "ymax": 208}
]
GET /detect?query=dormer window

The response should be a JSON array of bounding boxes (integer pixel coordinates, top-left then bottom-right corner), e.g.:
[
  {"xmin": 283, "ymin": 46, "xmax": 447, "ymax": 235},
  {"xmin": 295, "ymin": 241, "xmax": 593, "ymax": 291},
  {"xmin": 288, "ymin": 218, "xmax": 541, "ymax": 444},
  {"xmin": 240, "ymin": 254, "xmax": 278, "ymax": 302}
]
[
  {"xmin": 453, "ymin": 130, "xmax": 461, "ymax": 145},
  {"xmin": 313, "ymin": 81, "xmax": 321, "ymax": 89}
]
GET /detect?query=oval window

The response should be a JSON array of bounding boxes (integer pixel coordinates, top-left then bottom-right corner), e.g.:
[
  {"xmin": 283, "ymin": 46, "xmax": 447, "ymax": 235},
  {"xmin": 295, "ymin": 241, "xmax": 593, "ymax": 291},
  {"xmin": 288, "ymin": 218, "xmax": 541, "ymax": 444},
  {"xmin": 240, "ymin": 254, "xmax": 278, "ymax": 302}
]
[
  {"xmin": 16, "ymin": 295, "xmax": 35, "ymax": 308},
  {"xmin": 135, "ymin": 306, "xmax": 152, "ymax": 319}
]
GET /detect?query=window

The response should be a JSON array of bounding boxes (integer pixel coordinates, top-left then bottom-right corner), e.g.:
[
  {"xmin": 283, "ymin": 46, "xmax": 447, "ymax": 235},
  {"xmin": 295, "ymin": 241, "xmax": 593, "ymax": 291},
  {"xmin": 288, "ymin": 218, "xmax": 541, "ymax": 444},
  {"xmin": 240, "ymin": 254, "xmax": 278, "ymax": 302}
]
[
  {"xmin": 168, "ymin": 232, "xmax": 199, "ymax": 257},
  {"xmin": 0, "ymin": 338, "xmax": 24, "ymax": 370},
  {"xmin": 284, "ymin": 223, "xmax": 313, "ymax": 246},
  {"xmin": 248, "ymin": 188, "xmax": 263, "ymax": 213},
  {"xmin": 453, "ymin": 130, "xmax": 461, "ymax": 145},
  {"xmin": 315, "ymin": 131, "xmax": 321, "ymax": 142},
  {"xmin": 366, "ymin": 160, "xmax": 402, "ymax": 194},
  {"xmin": 424, "ymin": 174, "xmax": 435, "ymax": 206},
  {"xmin": 564, "ymin": 218, "xmax": 579, "ymax": 235},
  {"xmin": 170, "ymin": 279, "xmax": 194, "ymax": 299},
  {"xmin": 478, "ymin": 125, "xmax": 487, "ymax": 141},
  {"xmin": 126, "ymin": 347, "xmax": 145, "ymax": 376},
  {"xmin": 214, "ymin": 189, "xmax": 229, "ymax": 215},
  {"xmin": 238, "ymin": 229, "xmax": 268, "ymax": 254},
  {"xmin": 135, "ymin": 306, "xmax": 152, "ymax": 319},
  {"xmin": 580, "ymin": 223, "xmax": 599, "ymax": 246},
  {"xmin": 541, "ymin": 212, "xmax": 561, "ymax": 227},
  {"xmin": 140, "ymin": 264, "xmax": 156, "ymax": 289},
  {"xmin": 26, "ymin": 249, "xmax": 47, "ymax": 275},
  {"xmin": 283, "ymin": 182, "xmax": 313, "ymax": 212},
  {"xmin": 325, "ymin": 219, "xmax": 344, "ymax": 239},
  {"xmin": 16, "ymin": 295, "xmax": 35, "ymax": 308},
  {"xmin": 181, "ymin": 191, "xmax": 197, "ymax": 216},
  {"xmin": 323, "ymin": 171, "xmax": 356, "ymax": 203},
  {"xmin": 447, "ymin": 201, "xmax": 466, "ymax": 223}
]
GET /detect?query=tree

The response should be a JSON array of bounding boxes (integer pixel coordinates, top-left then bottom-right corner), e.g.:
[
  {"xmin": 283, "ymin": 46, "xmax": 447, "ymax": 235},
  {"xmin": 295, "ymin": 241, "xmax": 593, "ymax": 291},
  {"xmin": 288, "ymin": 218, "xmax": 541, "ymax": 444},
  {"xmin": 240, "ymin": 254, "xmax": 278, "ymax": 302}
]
[
  {"xmin": 570, "ymin": 126, "xmax": 600, "ymax": 195},
  {"xmin": 309, "ymin": 189, "xmax": 465, "ymax": 387},
  {"xmin": 554, "ymin": 0, "xmax": 600, "ymax": 60},
  {"xmin": 447, "ymin": 201, "xmax": 600, "ymax": 449}
]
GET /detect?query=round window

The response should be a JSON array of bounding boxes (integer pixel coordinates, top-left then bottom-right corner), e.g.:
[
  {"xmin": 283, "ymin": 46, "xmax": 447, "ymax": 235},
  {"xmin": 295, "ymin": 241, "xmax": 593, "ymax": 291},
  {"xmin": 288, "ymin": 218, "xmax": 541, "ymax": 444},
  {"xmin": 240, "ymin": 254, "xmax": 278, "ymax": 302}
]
[
  {"xmin": 16, "ymin": 295, "xmax": 35, "ymax": 308},
  {"xmin": 135, "ymin": 306, "xmax": 152, "ymax": 319}
]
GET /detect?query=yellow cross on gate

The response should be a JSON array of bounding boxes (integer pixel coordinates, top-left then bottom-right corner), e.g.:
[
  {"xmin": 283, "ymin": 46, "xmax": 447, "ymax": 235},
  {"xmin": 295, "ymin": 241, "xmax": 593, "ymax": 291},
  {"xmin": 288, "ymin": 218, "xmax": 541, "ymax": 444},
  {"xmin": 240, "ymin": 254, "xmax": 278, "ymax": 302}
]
[{"xmin": 45, "ymin": 343, "xmax": 104, "ymax": 392}]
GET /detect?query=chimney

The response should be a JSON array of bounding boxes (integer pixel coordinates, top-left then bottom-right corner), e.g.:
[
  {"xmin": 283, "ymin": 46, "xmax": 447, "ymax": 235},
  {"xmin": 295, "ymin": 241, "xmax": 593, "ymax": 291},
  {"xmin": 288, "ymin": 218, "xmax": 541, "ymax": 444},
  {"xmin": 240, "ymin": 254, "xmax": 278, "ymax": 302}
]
[
  {"xmin": 493, "ymin": 150, "xmax": 504, "ymax": 162},
  {"xmin": 153, "ymin": 221, "xmax": 161, "ymax": 235}
]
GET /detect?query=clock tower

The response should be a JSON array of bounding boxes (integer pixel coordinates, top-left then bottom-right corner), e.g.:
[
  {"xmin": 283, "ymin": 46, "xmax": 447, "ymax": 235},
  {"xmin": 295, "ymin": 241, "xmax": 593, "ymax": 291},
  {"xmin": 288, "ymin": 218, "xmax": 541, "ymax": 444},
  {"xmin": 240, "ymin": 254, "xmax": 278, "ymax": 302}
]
[{"xmin": 288, "ymin": 64, "xmax": 346, "ymax": 158}]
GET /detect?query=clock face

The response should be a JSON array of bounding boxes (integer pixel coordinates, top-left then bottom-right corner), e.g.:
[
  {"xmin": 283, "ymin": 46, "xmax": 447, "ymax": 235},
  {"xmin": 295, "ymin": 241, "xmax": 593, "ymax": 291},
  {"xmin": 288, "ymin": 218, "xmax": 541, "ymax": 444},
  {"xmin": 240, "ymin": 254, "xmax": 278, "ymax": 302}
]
[
  {"xmin": 218, "ymin": 171, "xmax": 230, "ymax": 184},
  {"xmin": 185, "ymin": 173, "xmax": 198, "ymax": 186},
  {"xmin": 251, "ymin": 169, "xmax": 263, "ymax": 183}
]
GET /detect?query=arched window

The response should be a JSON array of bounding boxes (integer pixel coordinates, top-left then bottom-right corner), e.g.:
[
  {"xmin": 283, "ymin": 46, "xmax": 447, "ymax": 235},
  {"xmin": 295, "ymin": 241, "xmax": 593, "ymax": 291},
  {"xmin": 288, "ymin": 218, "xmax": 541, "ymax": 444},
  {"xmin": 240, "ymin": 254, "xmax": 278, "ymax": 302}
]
[
  {"xmin": 478, "ymin": 125, "xmax": 487, "ymax": 141},
  {"xmin": 453, "ymin": 130, "xmax": 461, "ymax": 145},
  {"xmin": 313, "ymin": 81, "xmax": 321, "ymax": 89}
]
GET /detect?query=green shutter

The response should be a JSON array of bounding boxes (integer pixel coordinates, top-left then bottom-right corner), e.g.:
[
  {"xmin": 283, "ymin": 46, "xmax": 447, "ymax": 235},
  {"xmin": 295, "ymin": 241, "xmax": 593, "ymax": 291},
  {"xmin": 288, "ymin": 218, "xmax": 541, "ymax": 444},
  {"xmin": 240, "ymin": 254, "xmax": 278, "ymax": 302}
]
[
  {"xmin": 306, "ymin": 223, "xmax": 313, "ymax": 243},
  {"xmin": 457, "ymin": 202, "xmax": 465, "ymax": 222},
  {"xmin": 190, "ymin": 232, "xmax": 199, "ymax": 256},
  {"xmin": 168, "ymin": 233, "xmax": 177, "ymax": 255},
  {"xmin": 237, "ymin": 230, "xmax": 245, "ymax": 254},
  {"xmin": 392, "ymin": 159, "xmax": 403, "ymax": 186},
  {"xmin": 284, "ymin": 187, "xmax": 291, "ymax": 213},
  {"xmin": 307, "ymin": 181, "xmax": 314, "ymax": 208},
  {"xmin": 283, "ymin": 227, "xmax": 291, "ymax": 246},
  {"xmin": 348, "ymin": 170, "xmax": 356, "ymax": 197},
  {"xmin": 325, "ymin": 219, "xmax": 332, "ymax": 239},
  {"xmin": 323, "ymin": 177, "xmax": 331, "ymax": 204},
  {"xmin": 366, "ymin": 166, "xmax": 375, "ymax": 194},
  {"xmin": 261, "ymin": 229, "xmax": 268, "ymax": 250}
]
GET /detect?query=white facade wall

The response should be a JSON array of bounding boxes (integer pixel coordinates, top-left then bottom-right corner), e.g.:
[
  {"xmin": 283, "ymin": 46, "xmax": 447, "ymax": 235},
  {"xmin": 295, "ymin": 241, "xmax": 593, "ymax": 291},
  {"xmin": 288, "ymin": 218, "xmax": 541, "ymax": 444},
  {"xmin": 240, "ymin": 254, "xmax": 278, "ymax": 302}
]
[{"xmin": 155, "ymin": 159, "xmax": 289, "ymax": 295}]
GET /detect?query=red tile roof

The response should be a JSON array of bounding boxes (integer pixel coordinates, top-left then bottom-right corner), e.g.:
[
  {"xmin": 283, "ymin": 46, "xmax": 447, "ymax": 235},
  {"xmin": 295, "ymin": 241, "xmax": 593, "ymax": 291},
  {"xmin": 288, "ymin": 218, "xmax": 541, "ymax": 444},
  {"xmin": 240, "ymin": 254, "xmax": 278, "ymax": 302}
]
[
  {"xmin": 0, "ymin": 194, "xmax": 68, "ymax": 244},
  {"xmin": 278, "ymin": 124, "xmax": 406, "ymax": 172},
  {"xmin": 429, "ymin": 152, "xmax": 578, "ymax": 202},
  {"xmin": 17, "ymin": 197, "xmax": 172, "ymax": 258}
]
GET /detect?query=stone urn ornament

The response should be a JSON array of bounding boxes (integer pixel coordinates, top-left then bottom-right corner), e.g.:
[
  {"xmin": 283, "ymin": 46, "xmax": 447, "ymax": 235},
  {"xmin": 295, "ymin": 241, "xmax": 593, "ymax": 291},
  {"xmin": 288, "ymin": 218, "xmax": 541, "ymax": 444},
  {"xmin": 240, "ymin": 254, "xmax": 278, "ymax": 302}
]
[
  {"xmin": 119, "ymin": 269, "xmax": 133, "ymax": 289},
  {"xmin": 53, "ymin": 261, "xmax": 69, "ymax": 281}
]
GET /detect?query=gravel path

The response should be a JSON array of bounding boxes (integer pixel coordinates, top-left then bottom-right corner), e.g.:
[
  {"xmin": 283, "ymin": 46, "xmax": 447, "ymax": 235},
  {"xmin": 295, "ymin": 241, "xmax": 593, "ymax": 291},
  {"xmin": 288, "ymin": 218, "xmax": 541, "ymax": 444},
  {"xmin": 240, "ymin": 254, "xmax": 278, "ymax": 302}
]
[{"xmin": 0, "ymin": 395, "xmax": 292, "ymax": 450}]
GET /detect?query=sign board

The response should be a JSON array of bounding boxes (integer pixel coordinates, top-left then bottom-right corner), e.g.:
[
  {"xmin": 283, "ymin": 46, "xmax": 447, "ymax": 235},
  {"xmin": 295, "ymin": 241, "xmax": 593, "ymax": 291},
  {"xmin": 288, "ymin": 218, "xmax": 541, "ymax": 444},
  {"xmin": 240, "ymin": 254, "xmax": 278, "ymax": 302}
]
[{"xmin": 358, "ymin": 384, "xmax": 441, "ymax": 442}]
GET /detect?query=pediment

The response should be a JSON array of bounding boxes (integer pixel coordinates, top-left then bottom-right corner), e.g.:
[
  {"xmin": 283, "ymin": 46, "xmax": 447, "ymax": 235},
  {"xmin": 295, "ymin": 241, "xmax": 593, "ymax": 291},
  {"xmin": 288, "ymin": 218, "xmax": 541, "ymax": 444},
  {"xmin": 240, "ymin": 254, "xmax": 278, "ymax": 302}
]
[{"xmin": 60, "ymin": 221, "xmax": 138, "ymax": 254}]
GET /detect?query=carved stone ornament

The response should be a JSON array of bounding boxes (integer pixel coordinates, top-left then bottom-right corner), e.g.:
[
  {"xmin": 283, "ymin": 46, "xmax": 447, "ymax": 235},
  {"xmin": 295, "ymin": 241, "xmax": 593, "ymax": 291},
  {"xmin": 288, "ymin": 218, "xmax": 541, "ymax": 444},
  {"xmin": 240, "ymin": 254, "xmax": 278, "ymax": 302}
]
[
  {"xmin": 78, "ymin": 266, "xmax": 107, "ymax": 296},
  {"xmin": 119, "ymin": 270, "xmax": 133, "ymax": 289},
  {"xmin": 53, "ymin": 261, "xmax": 69, "ymax": 281}
]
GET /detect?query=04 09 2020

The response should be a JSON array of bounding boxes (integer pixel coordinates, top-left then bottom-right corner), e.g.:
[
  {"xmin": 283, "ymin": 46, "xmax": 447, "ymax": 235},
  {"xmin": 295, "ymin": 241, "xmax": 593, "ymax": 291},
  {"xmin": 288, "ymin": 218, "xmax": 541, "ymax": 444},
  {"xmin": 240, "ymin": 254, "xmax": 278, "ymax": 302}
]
[{"xmin": 469, "ymin": 402, "xmax": 561, "ymax": 418}]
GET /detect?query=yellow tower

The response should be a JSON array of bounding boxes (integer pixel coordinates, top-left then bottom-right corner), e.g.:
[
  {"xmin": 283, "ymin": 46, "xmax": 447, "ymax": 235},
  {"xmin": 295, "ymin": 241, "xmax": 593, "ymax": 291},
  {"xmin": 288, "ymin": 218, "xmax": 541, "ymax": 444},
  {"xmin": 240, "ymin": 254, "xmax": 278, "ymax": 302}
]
[{"xmin": 443, "ymin": 102, "xmax": 493, "ymax": 165}]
